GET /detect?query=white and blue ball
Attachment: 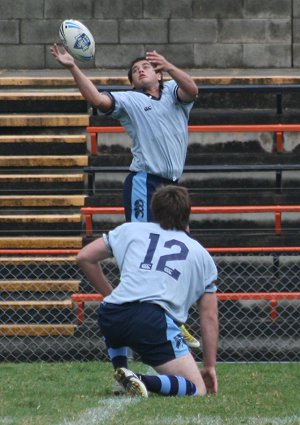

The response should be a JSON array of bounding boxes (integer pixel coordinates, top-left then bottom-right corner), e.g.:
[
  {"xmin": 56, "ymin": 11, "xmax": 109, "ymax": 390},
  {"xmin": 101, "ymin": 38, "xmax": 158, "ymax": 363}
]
[{"xmin": 59, "ymin": 19, "xmax": 95, "ymax": 62}]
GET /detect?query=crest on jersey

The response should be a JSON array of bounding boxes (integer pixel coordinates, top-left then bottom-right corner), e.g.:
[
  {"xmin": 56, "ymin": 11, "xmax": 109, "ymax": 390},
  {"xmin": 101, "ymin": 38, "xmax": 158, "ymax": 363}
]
[
  {"xmin": 134, "ymin": 199, "xmax": 144, "ymax": 219},
  {"xmin": 174, "ymin": 334, "xmax": 185, "ymax": 349}
]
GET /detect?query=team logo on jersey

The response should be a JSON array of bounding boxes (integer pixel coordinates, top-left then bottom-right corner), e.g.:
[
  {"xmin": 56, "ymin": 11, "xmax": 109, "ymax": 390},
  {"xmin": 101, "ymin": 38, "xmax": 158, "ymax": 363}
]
[
  {"xmin": 134, "ymin": 199, "xmax": 144, "ymax": 219},
  {"xmin": 174, "ymin": 334, "xmax": 185, "ymax": 349},
  {"xmin": 144, "ymin": 106, "xmax": 152, "ymax": 111}
]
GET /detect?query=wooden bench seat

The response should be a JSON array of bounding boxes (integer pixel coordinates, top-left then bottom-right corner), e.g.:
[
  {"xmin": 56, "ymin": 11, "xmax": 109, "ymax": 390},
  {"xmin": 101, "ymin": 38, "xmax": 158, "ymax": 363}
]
[
  {"xmin": 0, "ymin": 237, "xmax": 82, "ymax": 249},
  {"xmin": 0, "ymin": 195, "xmax": 85, "ymax": 207},
  {"xmin": 0, "ymin": 214, "xmax": 82, "ymax": 223},
  {"xmin": 0, "ymin": 135, "xmax": 86, "ymax": 143},
  {"xmin": 0, "ymin": 324, "xmax": 75, "ymax": 337},
  {"xmin": 0, "ymin": 280, "xmax": 80, "ymax": 292},
  {"xmin": 0, "ymin": 300, "xmax": 73, "ymax": 310},
  {"xmin": 0, "ymin": 92, "xmax": 84, "ymax": 101},
  {"xmin": 1, "ymin": 75, "xmax": 300, "ymax": 87},
  {"xmin": 0, "ymin": 114, "xmax": 89, "ymax": 127},
  {"xmin": 0, "ymin": 155, "xmax": 88, "ymax": 167},
  {"xmin": 0, "ymin": 76, "xmax": 130, "ymax": 87},
  {"xmin": 0, "ymin": 174, "xmax": 84, "ymax": 184},
  {"xmin": 0, "ymin": 255, "xmax": 77, "ymax": 264}
]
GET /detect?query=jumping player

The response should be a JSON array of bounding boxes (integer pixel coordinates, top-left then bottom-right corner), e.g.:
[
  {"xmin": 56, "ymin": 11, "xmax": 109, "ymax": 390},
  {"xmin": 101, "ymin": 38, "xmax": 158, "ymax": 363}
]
[{"xmin": 50, "ymin": 45, "xmax": 200, "ymax": 348}]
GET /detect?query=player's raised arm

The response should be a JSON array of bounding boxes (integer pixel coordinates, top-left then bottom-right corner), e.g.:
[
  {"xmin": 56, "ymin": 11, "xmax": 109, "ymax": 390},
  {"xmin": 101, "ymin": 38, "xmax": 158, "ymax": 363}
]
[
  {"xmin": 50, "ymin": 43, "xmax": 113, "ymax": 112},
  {"xmin": 145, "ymin": 50, "xmax": 198, "ymax": 102}
]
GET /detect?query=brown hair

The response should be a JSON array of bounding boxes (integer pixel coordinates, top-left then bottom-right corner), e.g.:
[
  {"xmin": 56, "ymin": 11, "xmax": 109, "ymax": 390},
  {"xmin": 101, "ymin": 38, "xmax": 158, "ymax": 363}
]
[{"xmin": 150, "ymin": 185, "xmax": 191, "ymax": 231}]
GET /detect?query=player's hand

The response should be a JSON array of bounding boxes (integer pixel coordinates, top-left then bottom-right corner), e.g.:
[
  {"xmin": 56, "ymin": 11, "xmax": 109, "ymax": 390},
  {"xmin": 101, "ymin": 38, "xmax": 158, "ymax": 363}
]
[
  {"xmin": 200, "ymin": 366, "xmax": 218, "ymax": 395},
  {"xmin": 50, "ymin": 43, "xmax": 75, "ymax": 69},
  {"xmin": 145, "ymin": 50, "xmax": 174, "ymax": 73}
]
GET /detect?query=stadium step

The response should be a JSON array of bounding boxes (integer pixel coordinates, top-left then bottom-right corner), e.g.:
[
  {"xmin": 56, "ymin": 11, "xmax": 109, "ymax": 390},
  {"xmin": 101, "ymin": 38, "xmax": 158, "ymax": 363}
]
[
  {"xmin": 0, "ymin": 237, "xmax": 82, "ymax": 249},
  {"xmin": 0, "ymin": 174, "xmax": 85, "ymax": 194},
  {"xmin": 0, "ymin": 324, "xmax": 75, "ymax": 337},
  {"xmin": 0, "ymin": 114, "xmax": 89, "ymax": 127},
  {"xmin": 0, "ymin": 155, "xmax": 88, "ymax": 167},
  {"xmin": 0, "ymin": 300, "xmax": 73, "ymax": 310},
  {"xmin": 0, "ymin": 214, "xmax": 82, "ymax": 235},
  {"xmin": 0, "ymin": 214, "xmax": 82, "ymax": 223},
  {"xmin": 0, "ymin": 195, "xmax": 85, "ymax": 207},
  {"xmin": 0, "ymin": 135, "xmax": 87, "ymax": 155},
  {"xmin": 0, "ymin": 91, "xmax": 84, "ymax": 101},
  {"xmin": 0, "ymin": 173, "xmax": 84, "ymax": 183},
  {"xmin": 0, "ymin": 75, "xmax": 129, "ymax": 87},
  {"xmin": 0, "ymin": 255, "xmax": 77, "ymax": 264},
  {"xmin": 0, "ymin": 134, "xmax": 86, "ymax": 143},
  {"xmin": 0, "ymin": 280, "xmax": 80, "ymax": 292},
  {"xmin": 0, "ymin": 80, "xmax": 89, "ymax": 344}
]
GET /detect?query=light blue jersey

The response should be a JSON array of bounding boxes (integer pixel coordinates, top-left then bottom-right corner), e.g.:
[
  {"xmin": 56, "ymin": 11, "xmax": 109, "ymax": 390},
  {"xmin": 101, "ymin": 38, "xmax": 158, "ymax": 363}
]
[
  {"xmin": 103, "ymin": 222, "xmax": 218, "ymax": 324},
  {"xmin": 103, "ymin": 80, "xmax": 194, "ymax": 181}
]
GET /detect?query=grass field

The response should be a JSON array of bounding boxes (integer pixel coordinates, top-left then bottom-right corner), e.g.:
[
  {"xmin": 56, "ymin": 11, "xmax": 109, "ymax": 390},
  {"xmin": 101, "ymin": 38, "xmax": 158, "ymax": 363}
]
[{"xmin": 1, "ymin": 361, "xmax": 299, "ymax": 425}]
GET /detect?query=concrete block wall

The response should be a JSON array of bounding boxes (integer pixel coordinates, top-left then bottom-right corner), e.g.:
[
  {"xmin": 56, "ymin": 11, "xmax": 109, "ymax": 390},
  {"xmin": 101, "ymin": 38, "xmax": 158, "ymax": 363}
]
[{"xmin": 0, "ymin": 0, "xmax": 298, "ymax": 69}]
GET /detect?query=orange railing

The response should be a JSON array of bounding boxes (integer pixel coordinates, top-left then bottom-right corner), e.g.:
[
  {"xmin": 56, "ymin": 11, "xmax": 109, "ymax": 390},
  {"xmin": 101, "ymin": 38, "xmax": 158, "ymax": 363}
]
[
  {"xmin": 71, "ymin": 291, "xmax": 300, "ymax": 324},
  {"xmin": 86, "ymin": 123, "xmax": 300, "ymax": 155},
  {"xmin": 2, "ymin": 249, "xmax": 299, "ymax": 325},
  {"xmin": 80, "ymin": 205, "xmax": 300, "ymax": 237}
]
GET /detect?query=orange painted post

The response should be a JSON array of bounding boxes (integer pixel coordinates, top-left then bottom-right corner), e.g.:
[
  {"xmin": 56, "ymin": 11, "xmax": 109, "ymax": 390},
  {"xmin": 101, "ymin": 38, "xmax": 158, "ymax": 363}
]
[
  {"xmin": 76, "ymin": 301, "xmax": 84, "ymax": 325},
  {"xmin": 71, "ymin": 294, "xmax": 104, "ymax": 325},
  {"xmin": 90, "ymin": 132, "xmax": 97, "ymax": 155},
  {"xmin": 275, "ymin": 211, "xmax": 282, "ymax": 235},
  {"xmin": 85, "ymin": 213, "xmax": 93, "ymax": 237}
]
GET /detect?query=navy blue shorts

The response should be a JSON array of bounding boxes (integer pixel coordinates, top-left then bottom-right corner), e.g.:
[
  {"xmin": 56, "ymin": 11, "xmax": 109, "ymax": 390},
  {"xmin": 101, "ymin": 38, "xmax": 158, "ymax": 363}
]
[
  {"xmin": 123, "ymin": 172, "xmax": 178, "ymax": 222},
  {"xmin": 98, "ymin": 301, "xmax": 189, "ymax": 367}
]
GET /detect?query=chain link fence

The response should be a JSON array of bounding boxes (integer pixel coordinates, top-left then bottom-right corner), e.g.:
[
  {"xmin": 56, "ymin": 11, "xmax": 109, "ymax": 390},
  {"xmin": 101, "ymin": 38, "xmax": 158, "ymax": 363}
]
[{"xmin": 0, "ymin": 250, "xmax": 299, "ymax": 362}]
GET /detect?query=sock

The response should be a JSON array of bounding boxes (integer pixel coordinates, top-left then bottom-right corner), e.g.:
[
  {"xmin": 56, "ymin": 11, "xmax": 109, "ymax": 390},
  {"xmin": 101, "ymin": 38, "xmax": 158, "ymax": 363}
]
[
  {"xmin": 107, "ymin": 346, "xmax": 128, "ymax": 370},
  {"xmin": 139, "ymin": 374, "xmax": 199, "ymax": 396}
]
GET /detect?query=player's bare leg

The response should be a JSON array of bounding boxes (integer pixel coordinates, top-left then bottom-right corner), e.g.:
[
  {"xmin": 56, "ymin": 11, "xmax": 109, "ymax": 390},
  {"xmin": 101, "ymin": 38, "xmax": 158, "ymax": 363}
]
[{"xmin": 154, "ymin": 352, "xmax": 206, "ymax": 395}]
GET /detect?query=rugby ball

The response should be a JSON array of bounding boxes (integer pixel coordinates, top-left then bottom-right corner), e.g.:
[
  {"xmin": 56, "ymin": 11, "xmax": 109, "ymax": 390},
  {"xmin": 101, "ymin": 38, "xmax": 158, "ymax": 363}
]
[{"xmin": 59, "ymin": 19, "xmax": 95, "ymax": 62}]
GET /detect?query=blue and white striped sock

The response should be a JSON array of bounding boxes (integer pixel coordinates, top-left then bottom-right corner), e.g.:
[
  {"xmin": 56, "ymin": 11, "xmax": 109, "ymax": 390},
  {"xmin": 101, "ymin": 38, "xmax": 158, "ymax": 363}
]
[{"xmin": 139, "ymin": 374, "xmax": 199, "ymax": 396}]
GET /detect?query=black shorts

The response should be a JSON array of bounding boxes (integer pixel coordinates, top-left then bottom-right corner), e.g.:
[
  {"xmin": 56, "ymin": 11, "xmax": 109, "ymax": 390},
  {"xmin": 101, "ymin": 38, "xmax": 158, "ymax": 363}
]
[
  {"xmin": 123, "ymin": 171, "xmax": 178, "ymax": 222},
  {"xmin": 98, "ymin": 301, "xmax": 189, "ymax": 367}
]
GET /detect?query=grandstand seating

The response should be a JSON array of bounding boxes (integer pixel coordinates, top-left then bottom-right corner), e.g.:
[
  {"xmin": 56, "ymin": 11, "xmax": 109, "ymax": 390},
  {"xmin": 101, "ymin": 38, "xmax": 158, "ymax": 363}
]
[
  {"xmin": 0, "ymin": 77, "xmax": 88, "ymax": 340},
  {"xmin": 0, "ymin": 74, "xmax": 300, "ymax": 361}
]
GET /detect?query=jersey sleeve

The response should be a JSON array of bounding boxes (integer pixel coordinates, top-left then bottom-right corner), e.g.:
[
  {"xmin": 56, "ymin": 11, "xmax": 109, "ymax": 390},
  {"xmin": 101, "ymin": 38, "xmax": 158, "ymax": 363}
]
[
  {"xmin": 102, "ymin": 233, "xmax": 113, "ymax": 256},
  {"xmin": 103, "ymin": 223, "xmax": 131, "ymax": 260},
  {"xmin": 97, "ymin": 91, "xmax": 129, "ymax": 118},
  {"xmin": 202, "ymin": 251, "xmax": 218, "ymax": 293}
]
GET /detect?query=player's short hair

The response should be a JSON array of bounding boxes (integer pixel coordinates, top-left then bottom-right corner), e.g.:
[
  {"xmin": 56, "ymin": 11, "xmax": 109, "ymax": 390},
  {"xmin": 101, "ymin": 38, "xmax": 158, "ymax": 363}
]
[
  {"xmin": 128, "ymin": 56, "xmax": 163, "ymax": 88},
  {"xmin": 151, "ymin": 185, "xmax": 191, "ymax": 231}
]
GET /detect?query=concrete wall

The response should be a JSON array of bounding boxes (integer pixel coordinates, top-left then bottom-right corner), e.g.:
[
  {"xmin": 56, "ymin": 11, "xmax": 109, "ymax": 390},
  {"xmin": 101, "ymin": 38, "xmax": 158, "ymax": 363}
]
[{"xmin": 0, "ymin": 0, "xmax": 299, "ymax": 69}]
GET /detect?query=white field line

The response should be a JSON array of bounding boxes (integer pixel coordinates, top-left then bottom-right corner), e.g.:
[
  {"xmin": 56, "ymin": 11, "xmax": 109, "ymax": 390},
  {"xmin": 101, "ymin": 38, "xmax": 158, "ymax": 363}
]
[
  {"xmin": 1, "ymin": 414, "xmax": 299, "ymax": 425},
  {"xmin": 55, "ymin": 366, "xmax": 155, "ymax": 425},
  {"xmin": 143, "ymin": 416, "xmax": 300, "ymax": 425},
  {"xmin": 0, "ymin": 419, "xmax": 15, "ymax": 425},
  {"xmin": 55, "ymin": 397, "xmax": 139, "ymax": 425}
]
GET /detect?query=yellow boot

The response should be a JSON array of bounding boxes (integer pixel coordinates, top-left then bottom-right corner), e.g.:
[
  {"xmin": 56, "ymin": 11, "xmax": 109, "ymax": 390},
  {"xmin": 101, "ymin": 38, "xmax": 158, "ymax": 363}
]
[{"xmin": 180, "ymin": 324, "xmax": 200, "ymax": 348}]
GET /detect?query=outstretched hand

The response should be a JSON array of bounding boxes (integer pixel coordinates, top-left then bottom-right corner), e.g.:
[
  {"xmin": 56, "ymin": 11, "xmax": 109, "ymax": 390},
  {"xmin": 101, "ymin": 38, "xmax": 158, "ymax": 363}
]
[
  {"xmin": 145, "ymin": 50, "xmax": 174, "ymax": 73},
  {"xmin": 200, "ymin": 366, "xmax": 218, "ymax": 395},
  {"xmin": 50, "ymin": 43, "xmax": 75, "ymax": 68}
]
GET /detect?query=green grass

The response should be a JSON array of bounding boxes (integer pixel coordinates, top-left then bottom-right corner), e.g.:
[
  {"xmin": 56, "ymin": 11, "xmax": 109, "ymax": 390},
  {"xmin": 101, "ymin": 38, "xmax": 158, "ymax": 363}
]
[{"xmin": 0, "ymin": 362, "xmax": 299, "ymax": 425}]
